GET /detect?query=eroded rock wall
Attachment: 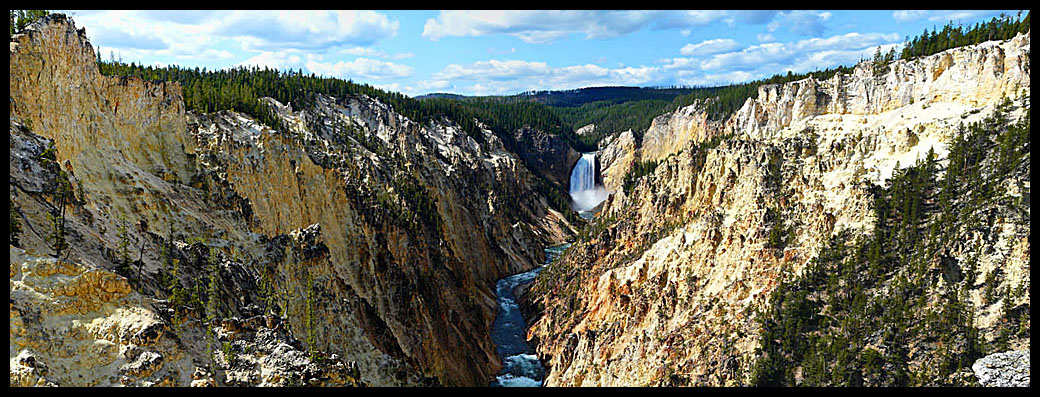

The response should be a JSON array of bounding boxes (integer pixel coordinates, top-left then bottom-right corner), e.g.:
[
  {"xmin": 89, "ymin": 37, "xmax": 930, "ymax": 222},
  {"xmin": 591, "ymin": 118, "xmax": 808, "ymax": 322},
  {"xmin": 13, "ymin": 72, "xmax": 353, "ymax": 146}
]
[
  {"xmin": 10, "ymin": 14, "xmax": 572, "ymax": 387},
  {"xmin": 530, "ymin": 32, "xmax": 1030, "ymax": 386}
]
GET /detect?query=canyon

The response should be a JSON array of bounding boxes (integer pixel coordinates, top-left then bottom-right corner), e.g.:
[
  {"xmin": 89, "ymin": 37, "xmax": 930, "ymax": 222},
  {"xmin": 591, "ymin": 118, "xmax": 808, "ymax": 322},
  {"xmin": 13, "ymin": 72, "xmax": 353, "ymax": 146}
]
[
  {"xmin": 10, "ymin": 14, "xmax": 574, "ymax": 387},
  {"xmin": 9, "ymin": 13, "xmax": 1031, "ymax": 387}
]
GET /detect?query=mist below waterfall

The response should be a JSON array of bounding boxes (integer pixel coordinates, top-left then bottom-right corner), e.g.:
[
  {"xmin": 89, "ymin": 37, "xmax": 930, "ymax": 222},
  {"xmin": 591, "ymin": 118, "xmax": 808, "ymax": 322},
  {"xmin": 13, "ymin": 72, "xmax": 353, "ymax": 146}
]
[{"xmin": 569, "ymin": 152, "xmax": 610, "ymax": 212}]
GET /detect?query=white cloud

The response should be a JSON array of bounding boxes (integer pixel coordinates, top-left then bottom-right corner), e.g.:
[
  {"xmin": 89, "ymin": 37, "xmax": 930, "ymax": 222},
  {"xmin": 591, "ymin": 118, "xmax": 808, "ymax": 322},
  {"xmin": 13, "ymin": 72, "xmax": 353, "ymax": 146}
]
[
  {"xmin": 237, "ymin": 50, "xmax": 307, "ymax": 71},
  {"xmin": 306, "ymin": 56, "xmax": 413, "ymax": 81},
  {"xmin": 680, "ymin": 38, "xmax": 741, "ymax": 56},
  {"xmin": 677, "ymin": 70, "xmax": 754, "ymax": 87},
  {"xmin": 700, "ymin": 42, "xmax": 789, "ymax": 71},
  {"xmin": 70, "ymin": 9, "xmax": 401, "ymax": 73},
  {"xmin": 416, "ymin": 79, "xmax": 452, "ymax": 92},
  {"xmin": 733, "ymin": 10, "xmax": 780, "ymax": 24},
  {"xmin": 662, "ymin": 30, "xmax": 905, "ymax": 87},
  {"xmin": 216, "ymin": 11, "xmax": 399, "ymax": 50},
  {"xmin": 338, "ymin": 47, "xmax": 413, "ymax": 60},
  {"xmin": 795, "ymin": 32, "xmax": 901, "ymax": 52},
  {"xmin": 757, "ymin": 33, "xmax": 776, "ymax": 42},
  {"xmin": 698, "ymin": 31, "xmax": 901, "ymax": 72},
  {"xmin": 659, "ymin": 57, "xmax": 700, "ymax": 70},
  {"xmin": 776, "ymin": 10, "xmax": 831, "ymax": 36},
  {"xmin": 90, "ymin": 26, "xmax": 168, "ymax": 50},
  {"xmin": 925, "ymin": 10, "xmax": 1001, "ymax": 22},
  {"xmin": 178, "ymin": 48, "xmax": 236, "ymax": 61},
  {"xmin": 655, "ymin": 10, "xmax": 731, "ymax": 28},
  {"xmin": 432, "ymin": 58, "xmax": 663, "ymax": 95},
  {"xmin": 892, "ymin": 10, "xmax": 928, "ymax": 22},
  {"xmin": 436, "ymin": 59, "xmax": 552, "ymax": 81},
  {"xmin": 138, "ymin": 10, "xmax": 223, "ymax": 25},
  {"xmin": 422, "ymin": 10, "xmax": 660, "ymax": 43}
]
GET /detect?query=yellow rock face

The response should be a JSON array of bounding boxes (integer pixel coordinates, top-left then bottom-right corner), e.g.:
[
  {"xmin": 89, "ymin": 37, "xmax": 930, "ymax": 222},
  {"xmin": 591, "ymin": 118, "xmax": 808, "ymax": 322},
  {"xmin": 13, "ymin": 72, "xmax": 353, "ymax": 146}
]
[
  {"xmin": 10, "ymin": 247, "xmax": 195, "ymax": 386},
  {"xmin": 11, "ymin": 14, "xmax": 572, "ymax": 387}
]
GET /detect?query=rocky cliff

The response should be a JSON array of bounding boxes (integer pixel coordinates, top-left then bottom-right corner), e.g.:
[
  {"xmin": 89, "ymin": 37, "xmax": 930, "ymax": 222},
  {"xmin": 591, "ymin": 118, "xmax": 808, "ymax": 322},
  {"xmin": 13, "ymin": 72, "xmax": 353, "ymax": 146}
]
[
  {"xmin": 10, "ymin": 14, "xmax": 573, "ymax": 387},
  {"xmin": 531, "ymin": 32, "xmax": 1029, "ymax": 386}
]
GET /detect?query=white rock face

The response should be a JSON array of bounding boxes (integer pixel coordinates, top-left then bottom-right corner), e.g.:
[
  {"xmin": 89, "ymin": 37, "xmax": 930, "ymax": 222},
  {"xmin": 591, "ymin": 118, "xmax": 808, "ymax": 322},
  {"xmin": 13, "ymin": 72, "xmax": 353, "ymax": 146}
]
[
  {"xmin": 576, "ymin": 123, "xmax": 596, "ymax": 136},
  {"xmin": 728, "ymin": 33, "xmax": 1030, "ymax": 139},
  {"xmin": 973, "ymin": 350, "xmax": 1030, "ymax": 387}
]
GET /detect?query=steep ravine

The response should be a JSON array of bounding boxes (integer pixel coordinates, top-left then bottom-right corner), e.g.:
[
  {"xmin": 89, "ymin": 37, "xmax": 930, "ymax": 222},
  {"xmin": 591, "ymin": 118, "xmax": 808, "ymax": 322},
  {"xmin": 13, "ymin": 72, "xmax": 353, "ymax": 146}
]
[{"xmin": 10, "ymin": 14, "xmax": 575, "ymax": 387}]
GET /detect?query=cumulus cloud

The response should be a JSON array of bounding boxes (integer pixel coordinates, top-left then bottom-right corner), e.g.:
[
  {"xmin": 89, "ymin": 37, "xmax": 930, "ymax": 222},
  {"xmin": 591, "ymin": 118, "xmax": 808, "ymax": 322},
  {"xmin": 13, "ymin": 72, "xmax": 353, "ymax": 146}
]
[
  {"xmin": 90, "ymin": 26, "xmax": 168, "ymax": 50},
  {"xmin": 654, "ymin": 10, "xmax": 732, "ymax": 29},
  {"xmin": 423, "ymin": 10, "xmax": 659, "ymax": 43},
  {"xmin": 177, "ymin": 48, "xmax": 236, "ymax": 61},
  {"xmin": 216, "ymin": 11, "xmax": 399, "ymax": 50},
  {"xmin": 775, "ymin": 10, "xmax": 832, "ymax": 36},
  {"xmin": 679, "ymin": 38, "xmax": 741, "ymax": 56},
  {"xmin": 138, "ymin": 10, "xmax": 223, "ymax": 24},
  {"xmin": 237, "ymin": 50, "xmax": 307, "ymax": 71},
  {"xmin": 924, "ymin": 10, "xmax": 1004, "ymax": 23},
  {"xmin": 797, "ymin": 32, "xmax": 901, "ymax": 51},
  {"xmin": 305, "ymin": 56, "xmax": 413, "ymax": 81},
  {"xmin": 436, "ymin": 59, "xmax": 553, "ymax": 81},
  {"xmin": 338, "ymin": 47, "xmax": 413, "ymax": 60},
  {"xmin": 677, "ymin": 69, "xmax": 754, "ymax": 87},
  {"xmin": 700, "ymin": 32, "xmax": 901, "ymax": 71},
  {"xmin": 432, "ymin": 58, "xmax": 662, "ymax": 95},
  {"xmin": 71, "ymin": 9, "xmax": 402, "ymax": 73},
  {"xmin": 733, "ymin": 10, "xmax": 781, "ymax": 24},
  {"xmin": 699, "ymin": 42, "xmax": 790, "ymax": 71},
  {"xmin": 892, "ymin": 10, "xmax": 928, "ymax": 22},
  {"xmin": 422, "ymin": 10, "xmax": 787, "ymax": 44},
  {"xmin": 661, "ymin": 30, "xmax": 904, "ymax": 87}
]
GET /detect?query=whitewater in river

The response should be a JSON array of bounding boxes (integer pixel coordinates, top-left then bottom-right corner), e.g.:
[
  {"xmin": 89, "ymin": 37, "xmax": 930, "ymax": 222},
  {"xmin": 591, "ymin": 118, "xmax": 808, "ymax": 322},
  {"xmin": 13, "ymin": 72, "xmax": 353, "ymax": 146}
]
[
  {"xmin": 569, "ymin": 152, "xmax": 609, "ymax": 215},
  {"xmin": 489, "ymin": 244, "xmax": 569, "ymax": 387}
]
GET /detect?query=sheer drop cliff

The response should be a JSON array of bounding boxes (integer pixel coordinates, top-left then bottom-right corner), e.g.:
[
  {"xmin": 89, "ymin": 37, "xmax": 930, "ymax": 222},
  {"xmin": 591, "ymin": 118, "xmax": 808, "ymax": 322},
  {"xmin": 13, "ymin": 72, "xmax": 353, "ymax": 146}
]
[
  {"xmin": 9, "ymin": 15, "xmax": 575, "ymax": 387},
  {"xmin": 528, "ymin": 31, "xmax": 1030, "ymax": 386}
]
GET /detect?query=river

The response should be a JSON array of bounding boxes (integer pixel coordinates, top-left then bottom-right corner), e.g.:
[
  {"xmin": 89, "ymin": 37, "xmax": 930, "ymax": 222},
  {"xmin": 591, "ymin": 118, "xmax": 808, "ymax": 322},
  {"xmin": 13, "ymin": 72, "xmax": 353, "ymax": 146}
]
[{"xmin": 489, "ymin": 244, "xmax": 569, "ymax": 387}]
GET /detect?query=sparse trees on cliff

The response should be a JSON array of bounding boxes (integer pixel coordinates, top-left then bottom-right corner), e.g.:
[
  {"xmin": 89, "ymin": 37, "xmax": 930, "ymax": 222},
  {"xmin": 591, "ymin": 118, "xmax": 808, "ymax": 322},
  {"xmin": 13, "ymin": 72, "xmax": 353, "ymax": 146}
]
[
  {"xmin": 10, "ymin": 201, "xmax": 23, "ymax": 246},
  {"xmin": 9, "ymin": 10, "xmax": 49, "ymax": 36},
  {"xmin": 38, "ymin": 141, "xmax": 71, "ymax": 260},
  {"xmin": 750, "ymin": 98, "xmax": 1029, "ymax": 386},
  {"xmin": 115, "ymin": 212, "xmax": 133, "ymax": 276},
  {"xmin": 899, "ymin": 12, "xmax": 1030, "ymax": 61}
]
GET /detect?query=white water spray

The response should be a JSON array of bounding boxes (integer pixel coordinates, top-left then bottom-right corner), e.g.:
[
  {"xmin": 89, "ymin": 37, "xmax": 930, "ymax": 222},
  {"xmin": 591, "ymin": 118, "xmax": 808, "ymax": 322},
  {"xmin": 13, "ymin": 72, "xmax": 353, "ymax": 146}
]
[{"xmin": 569, "ymin": 152, "xmax": 609, "ymax": 212}]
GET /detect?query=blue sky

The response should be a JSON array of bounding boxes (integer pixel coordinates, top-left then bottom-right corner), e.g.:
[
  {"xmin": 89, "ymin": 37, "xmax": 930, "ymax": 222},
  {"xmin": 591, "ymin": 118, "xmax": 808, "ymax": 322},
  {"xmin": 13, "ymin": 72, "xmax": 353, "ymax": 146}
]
[{"xmin": 61, "ymin": 10, "xmax": 1025, "ymax": 97}]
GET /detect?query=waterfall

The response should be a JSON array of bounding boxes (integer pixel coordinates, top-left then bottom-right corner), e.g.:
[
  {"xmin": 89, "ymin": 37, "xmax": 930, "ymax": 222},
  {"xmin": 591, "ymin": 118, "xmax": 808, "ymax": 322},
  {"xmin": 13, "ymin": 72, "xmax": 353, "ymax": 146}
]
[{"xmin": 569, "ymin": 152, "xmax": 609, "ymax": 213}]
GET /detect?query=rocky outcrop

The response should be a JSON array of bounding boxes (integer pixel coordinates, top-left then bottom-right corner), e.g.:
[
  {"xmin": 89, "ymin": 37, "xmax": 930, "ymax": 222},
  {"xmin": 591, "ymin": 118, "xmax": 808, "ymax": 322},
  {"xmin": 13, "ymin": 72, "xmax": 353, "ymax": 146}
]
[
  {"xmin": 972, "ymin": 350, "xmax": 1030, "ymax": 387},
  {"xmin": 597, "ymin": 129, "xmax": 636, "ymax": 194},
  {"xmin": 9, "ymin": 246, "xmax": 362, "ymax": 387},
  {"xmin": 10, "ymin": 14, "xmax": 573, "ymax": 387},
  {"xmin": 727, "ymin": 32, "xmax": 1030, "ymax": 140},
  {"xmin": 575, "ymin": 124, "xmax": 596, "ymax": 137},
  {"xmin": 640, "ymin": 100, "xmax": 724, "ymax": 163},
  {"xmin": 510, "ymin": 126, "xmax": 582, "ymax": 187},
  {"xmin": 10, "ymin": 246, "xmax": 192, "ymax": 387},
  {"xmin": 528, "ymin": 33, "xmax": 1030, "ymax": 386}
]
